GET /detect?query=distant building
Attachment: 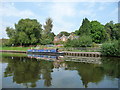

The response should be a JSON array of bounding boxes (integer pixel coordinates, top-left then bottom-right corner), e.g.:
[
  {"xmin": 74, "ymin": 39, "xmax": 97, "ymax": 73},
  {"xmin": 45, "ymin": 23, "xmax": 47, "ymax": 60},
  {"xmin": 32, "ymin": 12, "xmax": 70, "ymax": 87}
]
[
  {"xmin": 53, "ymin": 33, "xmax": 79, "ymax": 44},
  {"xmin": 53, "ymin": 36, "xmax": 61, "ymax": 44},
  {"xmin": 60, "ymin": 35, "xmax": 68, "ymax": 42}
]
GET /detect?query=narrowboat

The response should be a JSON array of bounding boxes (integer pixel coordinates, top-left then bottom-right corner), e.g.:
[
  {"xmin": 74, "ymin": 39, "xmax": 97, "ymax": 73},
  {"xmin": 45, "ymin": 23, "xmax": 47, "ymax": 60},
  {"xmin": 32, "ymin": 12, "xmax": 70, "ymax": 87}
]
[{"xmin": 27, "ymin": 49, "xmax": 65, "ymax": 55}]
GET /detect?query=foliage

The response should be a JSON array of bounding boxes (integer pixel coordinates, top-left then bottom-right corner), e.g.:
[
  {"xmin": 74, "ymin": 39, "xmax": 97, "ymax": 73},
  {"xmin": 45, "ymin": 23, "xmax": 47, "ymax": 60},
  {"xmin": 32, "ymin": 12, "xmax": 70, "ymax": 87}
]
[
  {"xmin": 64, "ymin": 35, "xmax": 92, "ymax": 47},
  {"xmin": 91, "ymin": 42, "xmax": 99, "ymax": 47},
  {"xmin": 57, "ymin": 31, "xmax": 70, "ymax": 37},
  {"xmin": 0, "ymin": 38, "xmax": 9, "ymax": 46},
  {"xmin": 6, "ymin": 27, "xmax": 16, "ymax": 38},
  {"xmin": 114, "ymin": 23, "xmax": 120, "ymax": 40},
  {"xmin": 78, "ymin": 35, "xmax": 93, "ymax": 47},
  {"xmin": 41, "ymin": 18, "xmax": 55, "ymax": 45},
  {"xmin": 101, "ymin": 40, "xmax": 120, "ymax": 57},
  {"xmin": 90, "ymin": 21, "xmax": 107, "ymax": 43},
  {"xmin": 43, "ymin": 18, "xmax": 53, "ymax": 34},
  {"xmin": 105, "ymin": 21, "xmax": 120, "ymax": 40},
  {"xmin": 77, "ymin": 18, "xmax": 91, "ymax": 36},
  {"xmin": 6, "ymin": 18, "xmax": 42, "ymax": 46}
]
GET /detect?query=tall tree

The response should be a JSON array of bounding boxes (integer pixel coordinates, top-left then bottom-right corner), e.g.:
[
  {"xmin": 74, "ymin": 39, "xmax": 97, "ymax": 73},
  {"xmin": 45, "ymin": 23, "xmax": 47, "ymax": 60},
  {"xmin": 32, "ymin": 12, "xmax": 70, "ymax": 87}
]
[
  {"xmin": 41, "ymin": 18, "xmax": 55, "ymax": 45},
  {"xmin": 77, "ymin": 18, "xmax": 91, "ymax": 36},
  {"xmin": 43, "ymin": 18, "xmax": 53, "ymax": 34}
]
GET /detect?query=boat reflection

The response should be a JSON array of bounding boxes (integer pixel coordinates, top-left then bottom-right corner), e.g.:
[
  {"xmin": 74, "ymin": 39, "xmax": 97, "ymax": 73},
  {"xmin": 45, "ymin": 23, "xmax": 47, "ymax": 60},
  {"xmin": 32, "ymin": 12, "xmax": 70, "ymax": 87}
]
[{"xmin": 27, "ymin": 54, "xmax": 68, "ymax": 69}]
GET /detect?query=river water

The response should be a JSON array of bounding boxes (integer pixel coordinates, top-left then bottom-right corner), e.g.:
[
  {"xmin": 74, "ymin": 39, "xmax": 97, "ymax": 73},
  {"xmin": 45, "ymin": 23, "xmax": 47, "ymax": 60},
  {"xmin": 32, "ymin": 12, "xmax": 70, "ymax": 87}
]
[{"xmin": 1, "ymin": 53, "xmax": 120, "ymax": 88}]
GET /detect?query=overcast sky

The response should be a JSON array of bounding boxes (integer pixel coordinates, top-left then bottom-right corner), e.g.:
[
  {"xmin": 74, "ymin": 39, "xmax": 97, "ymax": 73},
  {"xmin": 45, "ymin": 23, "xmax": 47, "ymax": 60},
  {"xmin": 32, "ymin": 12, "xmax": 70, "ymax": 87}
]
[{"xmin": 0, "ymin": 1, "xmax": 118, "ymax": 39}]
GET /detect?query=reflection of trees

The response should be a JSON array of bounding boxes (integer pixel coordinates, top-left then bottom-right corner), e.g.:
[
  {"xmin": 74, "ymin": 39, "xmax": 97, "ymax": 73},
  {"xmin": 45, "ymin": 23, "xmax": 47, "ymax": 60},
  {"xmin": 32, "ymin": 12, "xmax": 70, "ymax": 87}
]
[
  {"xmin": 2, "ymin": 55, "xmax": 119, "ymax": 88},
  {"xmin": 3, "ymin": 56, "xmax": 53, "ymax": 88},
  {"xmin": 101, "ymin": 57, "xmax": 120, "ymax": 78},
  {"xmin": 39, "ymin": 61, "xmax": 53, "ymax": 87},
  {"xmin": 65, "ymin": 57, "xmax": 119, "ymax": 88},
  {"xmin": 65, "ymin": 61, "xmax": 104, "ymax": 88}
]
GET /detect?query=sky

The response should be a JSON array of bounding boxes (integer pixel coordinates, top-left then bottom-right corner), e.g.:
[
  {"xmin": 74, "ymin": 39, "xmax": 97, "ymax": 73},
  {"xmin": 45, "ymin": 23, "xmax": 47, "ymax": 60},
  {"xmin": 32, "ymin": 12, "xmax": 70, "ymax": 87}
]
[{"xmin": 0, "ymin": 0, "xmax": 119, "ymax": 39}]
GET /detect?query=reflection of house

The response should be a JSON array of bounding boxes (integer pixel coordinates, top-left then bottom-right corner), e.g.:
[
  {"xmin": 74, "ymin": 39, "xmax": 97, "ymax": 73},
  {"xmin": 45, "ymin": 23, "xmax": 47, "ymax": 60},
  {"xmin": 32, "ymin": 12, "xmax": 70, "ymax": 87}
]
[{"xmin": 53, "ymin": 33, "xmax": 79, "ymax": 44}]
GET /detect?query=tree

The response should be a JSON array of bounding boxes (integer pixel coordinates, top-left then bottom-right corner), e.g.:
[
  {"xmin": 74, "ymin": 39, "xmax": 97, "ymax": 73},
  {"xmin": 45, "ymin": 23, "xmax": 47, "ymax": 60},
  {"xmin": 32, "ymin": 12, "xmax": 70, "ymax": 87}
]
[
  {"xmin": 113, "ymin": 23, "xmax": 120, "ymax": 40},
  {"xmin": 41, "ymin": 18, "xmax": 55, "ymax": 45},
  {"xmin": 77, "ymin": 18, "xmax": 91, "ymax": 36},
  {"xmin": 105, "ymin": 21, "xmax": 120, "ymax": 41},
  {"xmin": 58, "ymin": 31, "xmax": 70, "ymax": 37},
  {"xmin": 105, "ymin": 21, "xmax": 115, "ymax": 40},
  {"xmin": 6, "ymin": 27, "xmax": 18, "ymax": 45},
  {"xmin": 43, "ymin": 18, "xmax": 53, "ymax": 34},
  {"xmin": 90, "ymin": 21, "xmax": 107, "ymax": 43},
  {"xmin": 6, "ymin": 27, "xmax": 16, "ymax": 38},
  {"xmin": 6, "ymin": 18, "xmax": 42, "ymax": 46}
]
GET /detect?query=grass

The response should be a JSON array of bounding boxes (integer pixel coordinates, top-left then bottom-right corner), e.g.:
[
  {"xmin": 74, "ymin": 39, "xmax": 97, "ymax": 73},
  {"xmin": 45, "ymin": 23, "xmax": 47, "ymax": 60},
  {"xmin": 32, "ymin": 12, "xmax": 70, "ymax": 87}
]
[
  {"xmin": 1, "ymin": 52, "xmax": 27, "ymax": 57},
  {"xmin": 1, "ymin": 47, "xmax": 35, "ymax": 51},
  {"xmin": 1, "ymin": 46, "xmax": 101, "ymax": 52},
  {"xmin": 1, "ymin": 46, "xmax": 59, "ymax": 51}
]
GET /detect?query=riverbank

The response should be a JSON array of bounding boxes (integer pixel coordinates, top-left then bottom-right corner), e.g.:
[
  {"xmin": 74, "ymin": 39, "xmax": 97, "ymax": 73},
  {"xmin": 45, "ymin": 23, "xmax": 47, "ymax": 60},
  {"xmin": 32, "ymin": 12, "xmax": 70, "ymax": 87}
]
[
  {"xmin": 1, "ymin": 47, "xmax": 35, "ymax": 51},
  {"xmin": 0, "ymin": 50, "xmax": 101, "ymax": 57},
  {"xmin": 1, "ymin": 46, "xmax": 100, "ymax": 52}
]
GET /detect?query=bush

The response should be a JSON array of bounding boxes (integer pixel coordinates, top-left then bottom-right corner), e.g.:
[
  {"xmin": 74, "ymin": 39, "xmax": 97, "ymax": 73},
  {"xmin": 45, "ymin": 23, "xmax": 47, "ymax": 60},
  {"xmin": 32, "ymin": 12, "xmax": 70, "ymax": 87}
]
[
  {"xmin": 91, "ymin": 42, "xmax": 99, "ymax": 47},
  {"xmin": 64, "ymin": 35, "xmax": 92, "ymax": 47},
  {"xmin": 78, "ymin": 35, "xmax": 92, "ymax": 47},
  {"xmin": 101, "ymin": 40, "xmax": 120, "ymax": 57}
]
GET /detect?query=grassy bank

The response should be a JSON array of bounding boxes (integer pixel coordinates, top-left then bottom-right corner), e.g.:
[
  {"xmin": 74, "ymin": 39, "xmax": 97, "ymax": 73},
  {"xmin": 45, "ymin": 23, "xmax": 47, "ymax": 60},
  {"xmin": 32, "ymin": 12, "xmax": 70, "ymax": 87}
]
[
  {"xmin": 1, "ymin": 46, "xmax": 58, "ymax": 51},
  {"xmin": 1, "ymin": 46, "xmax": 101, "ymax": 52},
  {"xmin": 1, "ymin": 52, "xmax": 27, "ymax": 57},
  {"xmin": 1, "ymin": 47, "xmax": 35, "ymax": 51}
]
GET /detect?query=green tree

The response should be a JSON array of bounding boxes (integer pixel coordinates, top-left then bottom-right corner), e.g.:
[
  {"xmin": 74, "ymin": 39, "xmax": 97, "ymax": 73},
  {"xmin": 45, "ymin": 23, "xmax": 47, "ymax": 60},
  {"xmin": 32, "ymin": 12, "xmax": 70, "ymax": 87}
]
[
  {"xmin": 90, "ymin": 21, "xmax": 107, "ymax": 43},
  {"xmin": 105, "ymin": 21, "xmax": 115, "ymax": 40},
  {"xmin": 43, "ymin": 18, "xmax": 53, "ymax": 34},
  {"xmin": 77, "ymin": 18, "xmax": 91, "ymax": 36},
  {"xmin": 6, "ymin": 18, "xmax": 42, "ymax": 46},
  {"xmin": 6, "ymin": 27, "xmax": 16, "ymax": 38},
  {"xmin": 6, "ymin": 27, "xmax": 18, "ymax": 45},
  {"xmin": 64, "ymin": 35, "xmax": 92, "ymax": 47},
  {"xmin": 41, "ymin": 18, "xmax": 55, "ymax": 45},
  {"xmin": 58, "ymin": 31, "xmax": 70, "ymax": 37},
  {"xmin": 105, "ymin": 21, "xmax": 120, "ymax": 40},
  {"xmin": 113, "ymin": 23, "xmax": 120, "ymax": 40}
]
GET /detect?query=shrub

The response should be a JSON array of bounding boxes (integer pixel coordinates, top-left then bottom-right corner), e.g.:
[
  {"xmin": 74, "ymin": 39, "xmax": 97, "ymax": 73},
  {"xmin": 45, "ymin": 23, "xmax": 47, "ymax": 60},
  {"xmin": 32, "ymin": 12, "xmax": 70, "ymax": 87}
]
[
  {"xmin": 101, "ymin": 40, "xmax": 120, "ymax": 57},
  {"xmin": 78, "ymin": 35, "xmax": 92, "ymax": 47},
  {"xmin": 91, "ymin": 42, "xmax": 99, "ymax": 47},
  {"xmin": 64, "ymin": 35, "xmax": 92, "ymax": 47}
]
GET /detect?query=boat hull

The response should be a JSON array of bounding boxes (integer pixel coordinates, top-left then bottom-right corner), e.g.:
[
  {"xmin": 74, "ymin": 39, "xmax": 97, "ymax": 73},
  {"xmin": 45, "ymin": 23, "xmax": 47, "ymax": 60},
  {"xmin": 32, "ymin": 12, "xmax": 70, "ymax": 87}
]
[
  {"xmin": 27, "ymin": 49, "xmax": 65, "ymax": 55},
  {"xmin": 27, "ymin": 52, "xmax": 65, "ymax": 56}
]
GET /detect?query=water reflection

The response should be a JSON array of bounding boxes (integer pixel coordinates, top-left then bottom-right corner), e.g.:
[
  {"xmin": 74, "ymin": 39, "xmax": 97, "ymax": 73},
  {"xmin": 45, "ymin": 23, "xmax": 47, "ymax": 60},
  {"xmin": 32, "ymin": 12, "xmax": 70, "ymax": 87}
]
[{"xmin": 2, "ymin": 53, "xmax": 120, "ymax": 88}]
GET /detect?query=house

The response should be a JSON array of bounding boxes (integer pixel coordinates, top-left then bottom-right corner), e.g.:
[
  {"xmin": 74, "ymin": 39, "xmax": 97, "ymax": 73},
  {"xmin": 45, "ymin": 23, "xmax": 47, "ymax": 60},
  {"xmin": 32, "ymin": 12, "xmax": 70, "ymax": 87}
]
[
  {"xmin": 53, "ymin": 36, "xmax": 61, "ymax": 44},
  {"xmin": 60, "ymin": 35, "xmax": 68, "ymax": 42},
  {"xmin": 53, "ymin": 33, "xmax": 79, "ymax": 44}
]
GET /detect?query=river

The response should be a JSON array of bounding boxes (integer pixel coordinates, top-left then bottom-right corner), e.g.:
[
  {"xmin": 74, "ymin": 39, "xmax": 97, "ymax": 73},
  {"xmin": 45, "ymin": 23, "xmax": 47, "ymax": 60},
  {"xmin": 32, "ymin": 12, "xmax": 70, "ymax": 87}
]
[{"xmin": 1, "ymin": 52, "xmax": 120, "ymax": 88}]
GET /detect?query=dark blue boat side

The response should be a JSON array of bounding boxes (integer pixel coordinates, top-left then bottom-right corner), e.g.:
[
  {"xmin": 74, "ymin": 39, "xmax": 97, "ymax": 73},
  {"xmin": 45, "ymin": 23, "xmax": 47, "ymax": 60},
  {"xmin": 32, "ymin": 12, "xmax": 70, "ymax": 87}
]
[{"xmin": 27, "ymin": 49, "xmax": 65, "ymax": 55}]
